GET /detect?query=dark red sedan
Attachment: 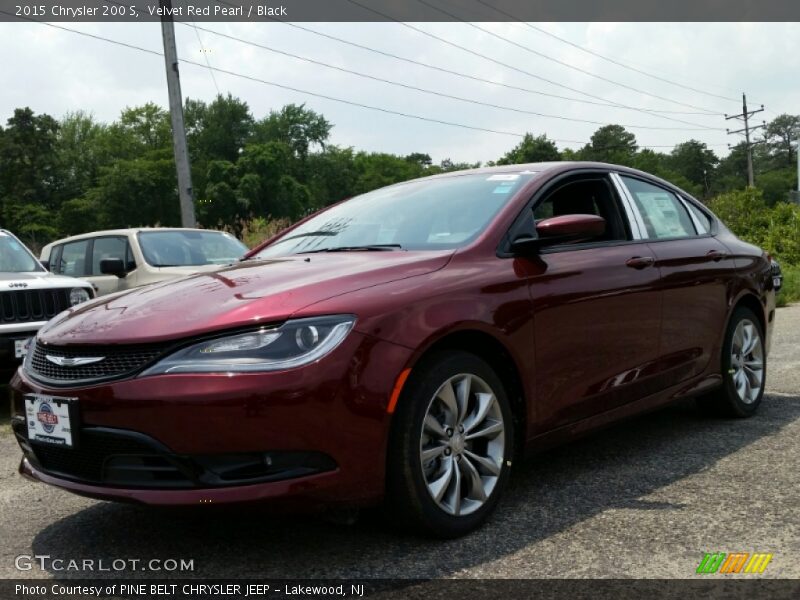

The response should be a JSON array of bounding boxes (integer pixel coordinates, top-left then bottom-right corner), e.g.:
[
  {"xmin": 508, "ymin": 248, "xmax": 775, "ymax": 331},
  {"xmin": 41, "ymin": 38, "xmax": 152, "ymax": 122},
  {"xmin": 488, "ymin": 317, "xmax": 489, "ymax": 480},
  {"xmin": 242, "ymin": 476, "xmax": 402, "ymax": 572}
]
[{"xmin": 11, "ymin": 162, "xmax": 776, "ymax": 537}]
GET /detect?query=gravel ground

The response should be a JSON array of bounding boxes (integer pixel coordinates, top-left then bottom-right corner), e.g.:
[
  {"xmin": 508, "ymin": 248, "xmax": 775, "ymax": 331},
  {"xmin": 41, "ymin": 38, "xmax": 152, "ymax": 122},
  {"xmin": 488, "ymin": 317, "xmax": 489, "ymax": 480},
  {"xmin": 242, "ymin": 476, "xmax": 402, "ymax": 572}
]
[{"xmin": 0, "ymin": 306, "xmax": 798, "ymax": 580}]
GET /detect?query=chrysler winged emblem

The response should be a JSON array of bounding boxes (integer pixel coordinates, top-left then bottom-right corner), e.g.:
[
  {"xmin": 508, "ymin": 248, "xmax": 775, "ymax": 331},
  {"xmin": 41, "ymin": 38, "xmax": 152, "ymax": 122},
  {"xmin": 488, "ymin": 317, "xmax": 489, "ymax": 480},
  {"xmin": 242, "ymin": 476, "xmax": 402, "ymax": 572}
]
[{"xmin": 45, "ymin": 355, "xmax": 105, "ymax": 367}]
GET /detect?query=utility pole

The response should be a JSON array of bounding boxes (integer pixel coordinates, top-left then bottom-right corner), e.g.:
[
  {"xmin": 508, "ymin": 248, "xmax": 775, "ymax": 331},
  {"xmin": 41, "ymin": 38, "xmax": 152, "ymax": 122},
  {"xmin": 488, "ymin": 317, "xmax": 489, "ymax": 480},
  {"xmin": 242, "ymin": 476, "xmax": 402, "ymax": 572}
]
[
  {"xmin": 792, "ymin": 140, "xmax": 800, "ymax": 204},
  {"xmin": 160, "ymin": 0, "xmax": 196, "ymax": 227},
  {"xmin": 795, "ymin": 140, "xmax": 800, "ymax": 192},
  {"xmin": 725, "ymin": 93, "xmax": 765, "ymax": 188}
]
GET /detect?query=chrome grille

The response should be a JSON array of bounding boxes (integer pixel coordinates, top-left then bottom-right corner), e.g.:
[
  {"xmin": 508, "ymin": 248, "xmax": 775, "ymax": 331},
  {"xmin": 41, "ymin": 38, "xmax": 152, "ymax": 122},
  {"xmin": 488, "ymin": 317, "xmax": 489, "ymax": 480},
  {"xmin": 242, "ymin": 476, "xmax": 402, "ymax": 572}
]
[
  {"xmin": 0, "ymin": 289, "xmax": 71, "ymax": 323},
  {"xmin": 28, "ymin": 341, "xmax": 170, "ymax": 384}
]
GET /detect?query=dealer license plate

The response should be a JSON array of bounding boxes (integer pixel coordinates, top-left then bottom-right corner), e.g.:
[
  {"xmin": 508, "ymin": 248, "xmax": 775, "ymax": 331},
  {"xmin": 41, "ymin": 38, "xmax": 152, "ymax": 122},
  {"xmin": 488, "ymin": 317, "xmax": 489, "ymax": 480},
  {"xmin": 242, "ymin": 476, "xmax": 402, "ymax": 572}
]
[
  {"xmin": 14, "ymin": 337, "xmax": 32, "ymax": 358},
  {"xmin": 25, "ymin": 394, "xmax": 77, "ymax": 448}
]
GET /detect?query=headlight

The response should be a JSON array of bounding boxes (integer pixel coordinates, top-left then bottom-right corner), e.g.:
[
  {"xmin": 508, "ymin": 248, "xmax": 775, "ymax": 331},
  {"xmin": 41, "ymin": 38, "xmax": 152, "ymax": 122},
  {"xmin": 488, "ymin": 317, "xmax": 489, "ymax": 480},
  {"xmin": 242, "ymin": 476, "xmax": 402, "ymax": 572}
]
[
  {"xmin": 69, "ymin": 287, "xmax": 91, "ymax": 306},
  {"xmin": 140, "ymin": 315, "xmax": 356, "ymax": 375}
]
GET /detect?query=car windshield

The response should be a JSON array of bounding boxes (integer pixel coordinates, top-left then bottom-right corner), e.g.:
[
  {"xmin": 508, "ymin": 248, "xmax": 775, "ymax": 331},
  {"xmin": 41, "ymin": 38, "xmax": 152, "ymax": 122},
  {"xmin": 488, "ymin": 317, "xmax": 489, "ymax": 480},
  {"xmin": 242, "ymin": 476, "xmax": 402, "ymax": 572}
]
[
  {"xmin": 138, "ymin": 230, "xmax": 248, "ymax": 267},
  {"xmin": 255, "ymin": 172, "xmax": 537, "ymax": 257},
  {"xmin": 0, "ymin": 232, "xmax": 42, "ymax": 273}
]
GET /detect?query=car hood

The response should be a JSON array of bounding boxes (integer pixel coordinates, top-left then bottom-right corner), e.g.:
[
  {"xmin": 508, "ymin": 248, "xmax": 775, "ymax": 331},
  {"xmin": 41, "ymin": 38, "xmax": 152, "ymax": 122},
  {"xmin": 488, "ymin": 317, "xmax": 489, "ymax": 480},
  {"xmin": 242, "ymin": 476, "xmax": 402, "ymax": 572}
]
[
  {"xmin": 39, "ymin": 251, "xmax": 453, "ymax": 344},
  {"xmin": 0, "ymin": 271, "xmax": 92, "ymax": 290}
]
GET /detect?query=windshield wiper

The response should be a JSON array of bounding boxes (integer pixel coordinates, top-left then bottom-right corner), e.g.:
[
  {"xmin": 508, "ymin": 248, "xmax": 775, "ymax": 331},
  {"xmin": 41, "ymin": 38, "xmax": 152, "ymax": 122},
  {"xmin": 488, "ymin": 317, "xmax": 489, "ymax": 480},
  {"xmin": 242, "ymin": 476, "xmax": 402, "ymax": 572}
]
[
  {"xmin": 271, "ymin": 230, "xmax": 340, "ymax": 245},
  {"xmin": 241, "ymin": 230, "xmax": 341, "ymax": 260},
  {"xmin": 305, "ymin": 244, "xmax": 403, "ymax": 253}
]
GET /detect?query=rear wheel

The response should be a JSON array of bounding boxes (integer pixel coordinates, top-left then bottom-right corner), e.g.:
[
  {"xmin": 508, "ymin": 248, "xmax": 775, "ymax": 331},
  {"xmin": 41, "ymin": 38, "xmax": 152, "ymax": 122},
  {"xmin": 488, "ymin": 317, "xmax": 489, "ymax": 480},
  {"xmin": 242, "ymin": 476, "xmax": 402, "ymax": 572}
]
[
  {"xmin": 698, "ymin": 307, "xmax": 766, "ymax": 417},
  {"xmin": 386, "ymin": 352, "xmax": 514, "ymax": 538}
]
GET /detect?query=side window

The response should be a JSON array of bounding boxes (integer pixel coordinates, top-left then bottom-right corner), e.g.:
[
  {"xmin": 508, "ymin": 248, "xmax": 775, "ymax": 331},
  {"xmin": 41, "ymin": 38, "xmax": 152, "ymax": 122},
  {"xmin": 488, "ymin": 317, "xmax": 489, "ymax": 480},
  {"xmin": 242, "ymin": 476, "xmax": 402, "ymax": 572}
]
[
  {"xmin": 57, "ymin": 240, "xmax": 90, "ymax": 277},
  {"xmin": 91, "ymin": 237, "xmax": 129, "ymax": 275},
  {"xmin": 621, "ymin": 176, "xmax": 696, "ymax": 239},
  {"xmin": 684, "ymin": 200, "xmax": 712, "ymax": 234},
  {"xmin": 49, "ymin": 245, "xmax": 63, "ymax": 273},
  {"xmin": 533, "ymin": 176, "xmax": 630, "ymax": 242}
]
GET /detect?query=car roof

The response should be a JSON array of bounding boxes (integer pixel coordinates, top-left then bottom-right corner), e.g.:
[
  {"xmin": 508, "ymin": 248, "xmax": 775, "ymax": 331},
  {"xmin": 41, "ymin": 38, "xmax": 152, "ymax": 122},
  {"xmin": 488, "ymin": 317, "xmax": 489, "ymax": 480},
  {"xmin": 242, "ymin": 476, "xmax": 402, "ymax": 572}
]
[
  {"xmin": 421, "ymin": 161, "xmax": 655, "ymax": 179},
  {"xmin": 42, "ymin": 227, "xmax": 229, "ymax": 248},
  {"xmin": 415, "ymin": 161, "xmax": 697, "ymax": 200}
]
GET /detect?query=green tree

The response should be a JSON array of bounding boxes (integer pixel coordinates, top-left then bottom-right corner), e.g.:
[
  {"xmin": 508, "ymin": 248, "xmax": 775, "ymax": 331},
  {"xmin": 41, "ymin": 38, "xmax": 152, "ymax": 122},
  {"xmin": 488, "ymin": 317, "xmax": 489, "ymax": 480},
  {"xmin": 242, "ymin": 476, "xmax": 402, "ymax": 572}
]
[
  {"xmin": 199, "ymin": 159, "xmax": 243, "ymax": 227},
  {"xmin": 236, "ymin": 142, "xmax": 310, "ymax": 219},
  {"xmin": 117, "ymin": 103, "xmax": 171, "ymax": 152},
  {"xmin": 84, "ymin": 151, "xmax": 180, "ymax": 228},
  {"xmin": 352, "ymin": 152, "xmax": 427, "ymax": 194},
  {"xmin": 0, "ymin": 108, "xmax": 61, "ymax": 240},
  {"xmin": 581, "ymin": 125, "xmax": 638, "ymax": 165},
  {"xmin": 55, "ymin": 111, "xmax": 111, "ymax": 202},
  {"xmin": 438, "ymin": 158, "xmax": 481, "ymax": 172},
  {"xmin": 496, "ymin": 133, "xmax": 560, "ymax": 165},
  {"xmin": 757, "ymin": 168, "xmax": 797, "ymax": 206},
  {"xmin": 305, "ymin": 145, "xmax": 358, "ymax": 207},
  {"xmin": 668, "ymin": 140, "xmax": 718, "ymax": 196},
  {"xmin": 713, "ymin": 142, "xmax": 749, "ymax": 193},
  {"xmin": 405, "ymin": 152, "xmax": 433, "ymax": 168},
  {"xmin": 185, "ymin": 94, "xmax": 254, "ymax": 164},
  {"xmin": 253, "ymin": 104, "xmax": 331, "ymax": 162},
  {"xmin": 763, "ymin": 114, "xmax": 800, "ymax": 168}
]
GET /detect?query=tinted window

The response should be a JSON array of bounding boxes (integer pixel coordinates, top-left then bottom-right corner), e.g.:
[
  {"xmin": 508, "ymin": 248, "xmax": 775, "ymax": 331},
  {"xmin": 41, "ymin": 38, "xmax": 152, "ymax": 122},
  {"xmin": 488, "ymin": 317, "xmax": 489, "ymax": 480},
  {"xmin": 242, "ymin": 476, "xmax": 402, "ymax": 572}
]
[
  {"xmin": 138, "ymin": 231, "xmax": 247, "ymax": 267},
  {"xmin": 256, "ymin": 172, "xmax": 537, "ymax": 257},
  {"xmin": 91, "ymin": 237, "xmax": 128, "ymax": 275},
  {"xmin": 56, "ymin": 240, "xmax": 89, "ymax": 276},
  {"xmin": 621, "ymin": 176, "xmax": 696, "ymax": 239}
]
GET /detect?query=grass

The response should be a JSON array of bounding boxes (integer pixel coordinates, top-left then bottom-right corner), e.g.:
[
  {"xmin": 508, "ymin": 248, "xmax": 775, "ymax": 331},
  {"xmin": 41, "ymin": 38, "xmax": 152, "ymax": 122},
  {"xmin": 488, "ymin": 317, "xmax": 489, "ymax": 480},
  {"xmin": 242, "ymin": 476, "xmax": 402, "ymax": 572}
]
[{"xmin": 776, "ymin": 263, "xmax": 800, "ymax": 307}]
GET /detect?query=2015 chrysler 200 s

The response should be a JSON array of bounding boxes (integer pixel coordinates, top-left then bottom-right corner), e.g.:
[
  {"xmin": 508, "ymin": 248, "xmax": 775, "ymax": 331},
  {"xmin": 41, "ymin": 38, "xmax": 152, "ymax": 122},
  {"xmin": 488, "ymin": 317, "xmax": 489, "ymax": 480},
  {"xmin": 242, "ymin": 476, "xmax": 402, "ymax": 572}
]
[{"xmin": 11, "ymin": 162, "xmax": 777, "ymax": 537}]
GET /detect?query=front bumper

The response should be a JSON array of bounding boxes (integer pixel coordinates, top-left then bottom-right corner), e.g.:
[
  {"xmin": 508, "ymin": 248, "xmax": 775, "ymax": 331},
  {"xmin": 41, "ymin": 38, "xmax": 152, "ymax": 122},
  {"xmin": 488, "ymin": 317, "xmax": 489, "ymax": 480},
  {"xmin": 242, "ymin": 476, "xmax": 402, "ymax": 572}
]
[
  {"xmin": 0, "ymin": 326, "xmax": 40, "ymax": 370},
  {"xmin": 10, "ymin": 331, "xmax": 413, "ymax": 507}
]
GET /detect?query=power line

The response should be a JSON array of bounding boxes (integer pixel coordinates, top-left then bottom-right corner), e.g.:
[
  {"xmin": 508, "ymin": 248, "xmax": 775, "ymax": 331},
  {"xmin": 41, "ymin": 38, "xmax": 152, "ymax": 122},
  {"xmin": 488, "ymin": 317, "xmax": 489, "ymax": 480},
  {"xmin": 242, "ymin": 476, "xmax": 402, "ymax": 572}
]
[
  {"xmin": 180, "ymin": 0, "xmax": 220, "ymax": 95},
  {"xmin": 344, "ymin": 0, "xmax": 725, "ymax": 128},
  {"xmin": 410, "ymin": 0, "xmax": 730, "ymax": 115},
  {"xmin": 179, "ymin": 22, "xmax": 717, "ymax": 132},
  {"xmin": 472, "ymin": 0, "xmax": 742, "ymax": 104},
  {"xmin": 0, "ymin": 12, "xmax": 524, "ymax": 139},
  {"xmin": 4, "ymin": 9, "xmax": 730, "ymax": 153},
  {"xmin": 274, "ymin": 21, "xmax": 718, "ymax": 117}
]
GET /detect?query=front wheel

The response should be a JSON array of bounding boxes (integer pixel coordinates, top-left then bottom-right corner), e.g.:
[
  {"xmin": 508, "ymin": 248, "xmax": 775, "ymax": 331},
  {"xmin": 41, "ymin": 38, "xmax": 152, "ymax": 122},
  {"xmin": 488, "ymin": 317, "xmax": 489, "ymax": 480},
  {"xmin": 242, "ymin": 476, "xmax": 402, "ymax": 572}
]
[
  {"xmin": 698, "ymin": 307, "xmax": 766, "ymax": 417},
  {"xmin": 386, "ymin": 352, "xmax": 514, "ymax": 538}
]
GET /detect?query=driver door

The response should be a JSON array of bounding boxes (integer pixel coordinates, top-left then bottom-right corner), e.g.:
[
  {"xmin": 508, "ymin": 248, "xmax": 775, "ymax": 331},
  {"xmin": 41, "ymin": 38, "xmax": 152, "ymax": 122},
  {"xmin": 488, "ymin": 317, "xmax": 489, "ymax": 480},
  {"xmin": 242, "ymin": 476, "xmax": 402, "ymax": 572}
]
[{"xmin": 524, "ymin": 173, "xmax": 663, "ymax": 432}]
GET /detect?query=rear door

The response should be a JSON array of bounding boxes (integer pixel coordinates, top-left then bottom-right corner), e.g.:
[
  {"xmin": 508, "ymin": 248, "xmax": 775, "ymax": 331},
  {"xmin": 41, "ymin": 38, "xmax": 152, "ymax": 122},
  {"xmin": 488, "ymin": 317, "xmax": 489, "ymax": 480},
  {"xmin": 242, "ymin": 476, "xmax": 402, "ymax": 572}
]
[
  {"xmin": 616, "ymin": 174, "xmax": 735, "ymax": 383},
  {"xmin": 523, "ymin": 172, "xmax": 663, "ymax": 431}
]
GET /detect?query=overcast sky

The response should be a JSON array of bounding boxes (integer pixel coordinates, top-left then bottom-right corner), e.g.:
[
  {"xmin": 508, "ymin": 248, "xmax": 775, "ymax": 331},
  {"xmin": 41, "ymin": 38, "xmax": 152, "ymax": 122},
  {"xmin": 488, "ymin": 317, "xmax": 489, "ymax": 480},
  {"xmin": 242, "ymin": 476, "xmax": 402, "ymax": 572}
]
[{"xmin": 0, "ymin": 19, "xmax": 798, "ymax": 164}]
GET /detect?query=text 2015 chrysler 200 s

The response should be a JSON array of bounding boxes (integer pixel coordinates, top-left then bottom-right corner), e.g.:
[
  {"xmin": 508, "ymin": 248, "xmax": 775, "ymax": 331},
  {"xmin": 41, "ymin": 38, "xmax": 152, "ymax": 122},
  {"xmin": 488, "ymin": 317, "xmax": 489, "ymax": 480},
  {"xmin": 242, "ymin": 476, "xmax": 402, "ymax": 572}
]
[{"xmin": 11, "ymin": 162, "xmax": 777, "ymax": 537}]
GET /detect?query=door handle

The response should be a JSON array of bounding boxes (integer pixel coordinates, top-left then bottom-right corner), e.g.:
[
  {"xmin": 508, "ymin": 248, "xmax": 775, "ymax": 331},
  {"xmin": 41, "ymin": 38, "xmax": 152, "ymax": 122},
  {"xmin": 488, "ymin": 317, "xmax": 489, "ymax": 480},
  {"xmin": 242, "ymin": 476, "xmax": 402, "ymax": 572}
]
[
  {"xmin": 626, "ymin": 256, "xmax": 655, "ymax": 269},
  {"xmin": 706, "ymin": 250, "xmax": 728, "ymax": 262}
]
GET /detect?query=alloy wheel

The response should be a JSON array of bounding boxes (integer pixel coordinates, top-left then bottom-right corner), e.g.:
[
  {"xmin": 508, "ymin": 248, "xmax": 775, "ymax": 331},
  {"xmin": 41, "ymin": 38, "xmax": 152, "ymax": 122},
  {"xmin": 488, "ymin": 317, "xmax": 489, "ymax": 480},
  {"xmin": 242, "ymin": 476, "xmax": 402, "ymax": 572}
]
[
  {"xmin": 730, "ymin": 318, "xmax": 764, "ymax": 404},
  {"xmin": 419, "ymin": 373, "xmax": 505, "ymax": 516}
]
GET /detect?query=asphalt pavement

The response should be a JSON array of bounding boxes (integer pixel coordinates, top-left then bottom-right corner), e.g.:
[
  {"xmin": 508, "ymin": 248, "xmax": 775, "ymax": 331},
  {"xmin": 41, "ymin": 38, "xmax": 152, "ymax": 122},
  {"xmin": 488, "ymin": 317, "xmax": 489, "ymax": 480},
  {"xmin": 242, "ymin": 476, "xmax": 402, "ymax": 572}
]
[{"xmin": 1, "ymin": 306, "xmax": 798, "ymax": 580}]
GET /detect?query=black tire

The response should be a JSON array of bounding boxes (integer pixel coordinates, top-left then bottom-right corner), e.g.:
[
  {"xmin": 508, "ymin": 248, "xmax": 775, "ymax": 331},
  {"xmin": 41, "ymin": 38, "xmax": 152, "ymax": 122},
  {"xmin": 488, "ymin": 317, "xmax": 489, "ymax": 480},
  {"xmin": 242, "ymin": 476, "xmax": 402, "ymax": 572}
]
[
  {"xmin": 386, "ymin": 351, "xmax": 514, "ymax": 538},
  {"xmin": 698, "ymin": 307, "xmax": 766, "ymax": 418}
]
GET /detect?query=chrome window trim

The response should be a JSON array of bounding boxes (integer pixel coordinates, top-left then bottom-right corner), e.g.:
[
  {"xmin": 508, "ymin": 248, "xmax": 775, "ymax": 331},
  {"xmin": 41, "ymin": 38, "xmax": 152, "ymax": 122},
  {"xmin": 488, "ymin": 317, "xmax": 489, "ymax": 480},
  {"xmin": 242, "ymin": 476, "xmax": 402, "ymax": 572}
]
[{"xmin": 610, "ymin": 172, "xmax": 646, "ymax": 240}]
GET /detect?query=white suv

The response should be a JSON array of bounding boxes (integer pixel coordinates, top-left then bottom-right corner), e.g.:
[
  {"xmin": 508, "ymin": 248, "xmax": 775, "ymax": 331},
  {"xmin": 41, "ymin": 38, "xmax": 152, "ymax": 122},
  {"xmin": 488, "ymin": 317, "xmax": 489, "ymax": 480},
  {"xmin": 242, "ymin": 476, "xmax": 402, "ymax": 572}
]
[
  {"xmin": 40, "ymin": 228, "xmax": 248, "ymax": 297},
  {"xmin": 0, "ymin": 229, "xmax": 94, "ymax": 369}
]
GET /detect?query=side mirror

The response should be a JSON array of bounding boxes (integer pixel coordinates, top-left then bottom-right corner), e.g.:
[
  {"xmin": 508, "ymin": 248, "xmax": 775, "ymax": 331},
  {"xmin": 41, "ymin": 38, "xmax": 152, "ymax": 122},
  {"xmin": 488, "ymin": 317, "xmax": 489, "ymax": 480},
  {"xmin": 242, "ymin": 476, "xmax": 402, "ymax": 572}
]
[
  {"xmin": 100, "ymin": 257, "xmax": 127, "ymax": 278},
  {"xmin": 536, "ymin": 214, "xmax": 606, "ymax": 240},
  {"xmin": 40, "ymin": 260, "xmax": 50, "ymax": 271},
  {"xmin": 511, "ymin": 214, "xmax": 606, "ymax": 254}
]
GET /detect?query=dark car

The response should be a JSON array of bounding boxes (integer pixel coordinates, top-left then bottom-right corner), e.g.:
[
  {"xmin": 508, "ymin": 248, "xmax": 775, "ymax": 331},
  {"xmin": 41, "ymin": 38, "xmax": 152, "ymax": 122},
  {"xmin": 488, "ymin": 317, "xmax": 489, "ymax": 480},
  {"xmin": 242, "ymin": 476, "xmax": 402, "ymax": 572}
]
[{"xmin": 10, "ymin": 162, "xmax": 776, "ymax": 537}]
